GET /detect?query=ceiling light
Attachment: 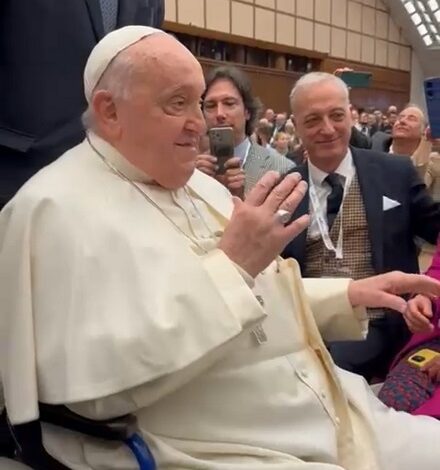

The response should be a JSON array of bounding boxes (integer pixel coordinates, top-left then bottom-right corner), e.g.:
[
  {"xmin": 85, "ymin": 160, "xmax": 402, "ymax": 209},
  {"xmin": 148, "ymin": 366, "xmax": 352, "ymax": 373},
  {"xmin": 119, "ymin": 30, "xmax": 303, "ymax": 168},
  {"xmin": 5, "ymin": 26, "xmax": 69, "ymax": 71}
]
[
  {"xmin": 405, "ymin": 2, "xmax": 417, "ymax": 14},
  {"xmin": 418, "ymin": 23, "xmax": 429, "ymax": 34},
  {"xmin": 423, "ymin": 35, "xmax": 434, "ymax": 45},
  {"xmin": 411, "ymin": 12, "xmax": 423, "ymax": 24},
  {"xmin": 418, "ymin": 1, "xmax": 426, "ymax": 10},
  {"xmin": 428, "ymin": 0, "xmax": 439, "ymax": 11}
]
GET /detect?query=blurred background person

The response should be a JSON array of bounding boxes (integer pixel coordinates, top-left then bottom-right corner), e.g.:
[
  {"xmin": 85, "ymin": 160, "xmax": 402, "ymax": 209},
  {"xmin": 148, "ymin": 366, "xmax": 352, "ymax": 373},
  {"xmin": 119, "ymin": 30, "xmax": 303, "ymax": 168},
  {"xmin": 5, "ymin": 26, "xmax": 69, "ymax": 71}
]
[
  {"xmin": 272, "ymin": 131, "xmax": 296, "ymax": 165},
  {"xmin": 370, "ymin": 109, "xmax": 386, "ymax": 136}
]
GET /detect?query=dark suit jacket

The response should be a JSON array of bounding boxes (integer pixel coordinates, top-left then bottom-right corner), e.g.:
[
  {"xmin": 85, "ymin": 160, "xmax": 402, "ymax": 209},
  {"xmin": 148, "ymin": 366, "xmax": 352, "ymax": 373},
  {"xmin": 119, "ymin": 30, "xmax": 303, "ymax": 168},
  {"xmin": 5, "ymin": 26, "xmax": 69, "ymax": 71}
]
[
  {"xmin": 282, "ymin": 147, "xmax": 440, "ymax": 276},
  {"xmin": 350, "ymin": 126, "xmax": 372, "ymax": 149},
  {"xmin": 0, "ymin": 0, "xmax": 164, "ymax": 206},
  {"xmin": 371, "ymin": 131, "xmax": 393, "ymax": 153}
]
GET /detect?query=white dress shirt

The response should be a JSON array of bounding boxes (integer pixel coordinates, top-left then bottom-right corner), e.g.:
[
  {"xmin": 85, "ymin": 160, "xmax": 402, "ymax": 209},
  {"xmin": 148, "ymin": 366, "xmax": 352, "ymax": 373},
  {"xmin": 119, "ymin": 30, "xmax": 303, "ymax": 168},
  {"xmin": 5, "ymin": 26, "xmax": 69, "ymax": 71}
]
[{"xmin": 307, "ymin": 150, "xmax": 356, "ymax": 239}]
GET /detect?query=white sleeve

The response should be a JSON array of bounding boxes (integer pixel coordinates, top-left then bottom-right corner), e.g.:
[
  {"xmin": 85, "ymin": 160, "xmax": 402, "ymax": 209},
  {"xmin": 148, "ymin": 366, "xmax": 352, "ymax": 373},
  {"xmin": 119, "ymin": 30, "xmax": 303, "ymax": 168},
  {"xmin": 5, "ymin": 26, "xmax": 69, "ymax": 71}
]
[{"xmin": 303, "ymin": 278, "xmax": 368, "ymax": 342}]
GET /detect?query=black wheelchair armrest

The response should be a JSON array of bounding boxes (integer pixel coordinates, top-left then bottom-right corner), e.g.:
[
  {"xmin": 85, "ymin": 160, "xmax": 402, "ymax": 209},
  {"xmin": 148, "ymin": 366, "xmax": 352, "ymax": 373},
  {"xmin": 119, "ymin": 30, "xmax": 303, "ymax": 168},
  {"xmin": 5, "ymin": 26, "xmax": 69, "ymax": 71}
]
[
  {"xmin": 7, "ymin": 404, "xmax": 137, "ymax": 470},
  {"xmin": 11, "ymin": 420, "xmax": 70, "ymax": 470},
  {"xmin": 39, "ymin": 403, "xmax": 135, "ymax": 441}
]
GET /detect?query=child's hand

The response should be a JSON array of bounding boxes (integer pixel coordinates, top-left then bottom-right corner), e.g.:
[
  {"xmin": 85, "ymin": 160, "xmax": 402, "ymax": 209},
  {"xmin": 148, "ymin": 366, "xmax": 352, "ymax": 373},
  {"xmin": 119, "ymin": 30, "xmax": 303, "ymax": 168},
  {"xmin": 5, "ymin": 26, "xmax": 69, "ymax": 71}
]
[{"xmin": 403, "ymin": 294, "xmax": 434, "ymax": 333}]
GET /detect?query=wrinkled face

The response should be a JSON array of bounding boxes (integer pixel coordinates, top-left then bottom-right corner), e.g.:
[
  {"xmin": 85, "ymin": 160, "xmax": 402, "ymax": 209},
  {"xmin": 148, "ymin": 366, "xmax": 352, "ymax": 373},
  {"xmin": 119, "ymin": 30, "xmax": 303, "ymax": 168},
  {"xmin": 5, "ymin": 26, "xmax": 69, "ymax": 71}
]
[
  {"xmin": 392, "ymin": 106, "xmax": 425, "ymax": 141},
  {"xmin": 291, "ymin": 80, "xmax": 351, "ymax": 164},
  {"xmin": 103, "ymin": 36, "xmax": 206, "ymax": 189},
  {"xmin": 202, "ymin": 78, "xmax": 250, "ymax": 145},
  {"xmin": 274, "ymin": 132, "xmax": 289, "ymax": 152}
]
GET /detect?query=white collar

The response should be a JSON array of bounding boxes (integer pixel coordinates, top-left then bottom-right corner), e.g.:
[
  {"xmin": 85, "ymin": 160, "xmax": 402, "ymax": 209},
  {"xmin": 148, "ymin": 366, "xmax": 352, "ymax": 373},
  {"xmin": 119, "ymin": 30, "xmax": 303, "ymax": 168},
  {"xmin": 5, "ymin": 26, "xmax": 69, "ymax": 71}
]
[
  {"xmin": 87, "ymin": 131, "xmax": 154, "ymax": 184},
  {"xmin": 308, "ymin": 149, "xmax": 354, "ymax": 187}
]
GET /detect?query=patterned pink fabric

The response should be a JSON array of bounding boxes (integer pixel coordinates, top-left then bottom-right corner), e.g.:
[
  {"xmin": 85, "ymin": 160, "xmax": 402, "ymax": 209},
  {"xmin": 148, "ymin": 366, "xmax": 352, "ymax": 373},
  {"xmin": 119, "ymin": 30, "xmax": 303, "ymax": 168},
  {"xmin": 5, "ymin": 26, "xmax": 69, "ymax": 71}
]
[
  {"xmin": 388, "ymin": 237, "xmax": 440, "ymax": 417},
  {"xmin": 392, "ymin": 242, "xmax": 440, "ymax": 366}
]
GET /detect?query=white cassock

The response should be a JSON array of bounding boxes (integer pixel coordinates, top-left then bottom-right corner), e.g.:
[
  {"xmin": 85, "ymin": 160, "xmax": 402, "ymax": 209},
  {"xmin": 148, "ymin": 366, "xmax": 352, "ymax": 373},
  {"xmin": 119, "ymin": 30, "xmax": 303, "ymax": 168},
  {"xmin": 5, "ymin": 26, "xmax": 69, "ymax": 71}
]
[{"xmin": 1, "ymin": 132, "xmax": 440, "ymax": 470}]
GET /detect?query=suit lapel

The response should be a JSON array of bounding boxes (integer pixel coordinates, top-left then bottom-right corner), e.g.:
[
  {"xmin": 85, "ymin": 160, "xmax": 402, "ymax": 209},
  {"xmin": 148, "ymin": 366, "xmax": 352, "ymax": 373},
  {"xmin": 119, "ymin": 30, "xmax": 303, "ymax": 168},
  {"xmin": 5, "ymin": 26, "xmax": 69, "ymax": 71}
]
[
  {"xmin": 243, "ymin": 143, "xmax": 270, "ymax": 191},
  {"xmin": 282, "ymin": 164, "xmax": 310, "ymax": 267},
  {"xmin": 352, "ymin": 148, "xmax": 384, "ymax": 273},
  {"xmin": 83, "ymin": 0, "xmax": 105, "ymax": 41},
  {"xmin": 246, "ymin": 143, "xmax": 271, "ymax": 170},
  {"xmin": 117, "ymin": 0, "xmax": 139, "ymax": 27}
]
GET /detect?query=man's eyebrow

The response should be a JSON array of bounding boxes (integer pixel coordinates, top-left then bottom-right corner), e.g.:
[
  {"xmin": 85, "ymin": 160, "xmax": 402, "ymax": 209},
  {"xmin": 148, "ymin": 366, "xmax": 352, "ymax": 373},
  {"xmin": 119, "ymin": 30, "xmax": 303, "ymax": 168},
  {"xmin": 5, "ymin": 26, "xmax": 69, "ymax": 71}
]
[{"xmin": 303, "ymin": 107, "xmax": 346, "ymax": 118}]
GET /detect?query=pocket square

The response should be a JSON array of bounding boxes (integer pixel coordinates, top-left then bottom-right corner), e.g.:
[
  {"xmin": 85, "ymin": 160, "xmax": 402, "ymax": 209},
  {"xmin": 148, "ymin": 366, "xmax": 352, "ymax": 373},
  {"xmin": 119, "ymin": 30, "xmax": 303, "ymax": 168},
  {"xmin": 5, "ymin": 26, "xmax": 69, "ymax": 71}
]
[{"xmin": 383, "ymin": 196, "xmax": 401, "ymax": 211}]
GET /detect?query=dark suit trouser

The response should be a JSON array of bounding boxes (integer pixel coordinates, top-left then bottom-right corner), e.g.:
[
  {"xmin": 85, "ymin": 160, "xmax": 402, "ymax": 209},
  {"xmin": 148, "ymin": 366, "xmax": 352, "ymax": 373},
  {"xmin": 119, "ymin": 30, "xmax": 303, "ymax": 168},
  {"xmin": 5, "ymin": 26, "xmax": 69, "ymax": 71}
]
[{"xmin": 328, "ymin": 315, "xmax": 411, "ymax": 382}]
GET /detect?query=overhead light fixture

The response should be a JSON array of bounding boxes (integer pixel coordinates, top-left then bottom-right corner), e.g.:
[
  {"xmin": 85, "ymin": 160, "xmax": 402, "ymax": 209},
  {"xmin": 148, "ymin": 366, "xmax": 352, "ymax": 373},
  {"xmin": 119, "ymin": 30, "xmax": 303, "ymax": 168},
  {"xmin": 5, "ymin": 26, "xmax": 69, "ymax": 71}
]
[
  {"xmin": 405, "ymin": 2, "xmax": 417, "ymax": 14},
  {"xmin": 428, "ymin": 0, "xmax": 439, "ymax": 11},
  {"xmin": 423, "ymin": 34, "xmax": 434, "ymax": 45},
  {"xmin": 418, "ymin": 23, "xmax": 429, "ymax": 34},
  {"xmin": 402, "ymin": 0, "xmax": 440, "ymax": 48},
  {"xmin": 411, "ymin": 12, "xmax": 423, "ymax": 24}
]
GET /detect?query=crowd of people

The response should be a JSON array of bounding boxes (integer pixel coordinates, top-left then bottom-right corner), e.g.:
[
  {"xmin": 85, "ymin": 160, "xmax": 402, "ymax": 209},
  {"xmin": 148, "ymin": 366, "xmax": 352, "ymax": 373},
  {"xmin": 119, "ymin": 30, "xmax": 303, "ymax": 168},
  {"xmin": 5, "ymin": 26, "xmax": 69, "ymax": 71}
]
[{"xmin": 2, "ymin": 8, "xmax": 440, "ymax": 470}]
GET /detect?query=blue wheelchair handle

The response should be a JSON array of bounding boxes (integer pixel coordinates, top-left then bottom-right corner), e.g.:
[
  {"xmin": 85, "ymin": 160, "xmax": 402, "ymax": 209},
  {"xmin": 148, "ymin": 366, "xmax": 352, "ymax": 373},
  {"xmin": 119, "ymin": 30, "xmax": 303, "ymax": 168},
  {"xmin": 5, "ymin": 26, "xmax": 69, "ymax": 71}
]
[{"xmin": 125, "ymin": 433, "xmax": 156, "ymax": 470}]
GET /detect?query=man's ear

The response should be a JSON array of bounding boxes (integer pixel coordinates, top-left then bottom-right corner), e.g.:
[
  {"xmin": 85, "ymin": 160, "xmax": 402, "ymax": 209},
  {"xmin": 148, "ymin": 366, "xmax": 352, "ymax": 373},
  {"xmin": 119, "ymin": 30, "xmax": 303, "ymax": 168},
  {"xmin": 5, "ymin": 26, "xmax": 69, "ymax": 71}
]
[{"xmin": 91, "ymin": 90, "xmax": 121, "ymax": 139}]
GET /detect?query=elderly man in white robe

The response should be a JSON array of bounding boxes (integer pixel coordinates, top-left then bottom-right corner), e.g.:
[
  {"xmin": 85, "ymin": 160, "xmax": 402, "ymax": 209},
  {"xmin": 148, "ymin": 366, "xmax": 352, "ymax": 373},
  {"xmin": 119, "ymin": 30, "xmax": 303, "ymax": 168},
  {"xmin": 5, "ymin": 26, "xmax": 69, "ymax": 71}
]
[{"xmin": 2, "ymin": 26, "xmax": 440, "ymax": 470}]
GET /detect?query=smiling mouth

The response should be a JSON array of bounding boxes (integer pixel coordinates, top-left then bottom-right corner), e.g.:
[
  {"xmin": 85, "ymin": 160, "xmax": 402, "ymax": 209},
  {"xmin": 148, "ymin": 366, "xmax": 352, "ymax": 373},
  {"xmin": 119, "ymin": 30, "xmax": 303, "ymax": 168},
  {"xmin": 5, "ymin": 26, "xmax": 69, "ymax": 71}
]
[
  {"xmin": 176, "ymin": 143, "xmax": 198, "ymax": 149},
  {"xmin": 317, "ymin": 138, "xmax": 339, "ymax": 144}
]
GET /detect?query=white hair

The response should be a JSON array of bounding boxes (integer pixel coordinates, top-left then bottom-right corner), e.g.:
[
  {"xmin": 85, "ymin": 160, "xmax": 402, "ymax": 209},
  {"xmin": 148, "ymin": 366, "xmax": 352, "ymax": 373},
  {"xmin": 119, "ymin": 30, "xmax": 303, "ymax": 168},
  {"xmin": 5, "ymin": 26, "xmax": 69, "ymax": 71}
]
[
  {"xmin": 289, "ymin": 72, "xmax": 350, "ymax": 113},
  {"xmin": 81, "ymin": 47, "xmax": 139, "ymax": 130}
]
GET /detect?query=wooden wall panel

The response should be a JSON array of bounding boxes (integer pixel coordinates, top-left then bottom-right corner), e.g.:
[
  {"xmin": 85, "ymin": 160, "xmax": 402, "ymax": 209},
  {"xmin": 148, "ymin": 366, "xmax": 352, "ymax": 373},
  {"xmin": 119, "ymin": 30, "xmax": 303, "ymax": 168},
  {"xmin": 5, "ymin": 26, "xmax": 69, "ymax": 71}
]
[
  {"xmin": 200, "ymin": 57, "xmax": 410, "ymax": 114},
  {"xmin": 321, "ymin": 58, "xmax": 410, "ymax": 111},
  {"xmin": 200, "ymin": 58, "xmax": 302, "ymax": 114}
]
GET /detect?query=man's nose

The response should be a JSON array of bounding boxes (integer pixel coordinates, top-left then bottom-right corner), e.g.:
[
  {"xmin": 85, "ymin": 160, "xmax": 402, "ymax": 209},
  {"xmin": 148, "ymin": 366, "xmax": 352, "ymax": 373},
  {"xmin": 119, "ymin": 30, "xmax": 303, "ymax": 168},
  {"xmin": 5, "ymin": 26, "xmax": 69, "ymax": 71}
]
[
  {"xmin": 215, "ymin": 103, "xmax": 227, "ymax": 120},
  {"xmin": 320, "ymin": 117, "xmax": 336, "ymax": 134}
]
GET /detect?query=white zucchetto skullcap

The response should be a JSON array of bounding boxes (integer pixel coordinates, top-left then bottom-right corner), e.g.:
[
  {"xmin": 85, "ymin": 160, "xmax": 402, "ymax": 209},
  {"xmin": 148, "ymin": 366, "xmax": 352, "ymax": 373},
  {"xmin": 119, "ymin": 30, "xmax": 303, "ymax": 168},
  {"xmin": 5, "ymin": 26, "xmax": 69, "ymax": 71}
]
[{"xmin": 84, "ymin": 25, "xmax": 165, "ymax": 103}]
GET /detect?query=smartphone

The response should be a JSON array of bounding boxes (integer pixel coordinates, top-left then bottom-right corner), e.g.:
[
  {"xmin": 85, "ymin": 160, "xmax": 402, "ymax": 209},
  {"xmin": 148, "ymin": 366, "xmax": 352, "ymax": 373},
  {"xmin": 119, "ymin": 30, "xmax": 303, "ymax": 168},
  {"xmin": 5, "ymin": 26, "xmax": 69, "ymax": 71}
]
[
  {"xmin": 340, "ymin": 71, "xmax": 372, "ymax": 88},
  {"xmin": 424, "ymin": 77, "xmax": 440, "ymax": 139},
  {"xmin": 407, "ymin": 348, "xmax": 440, "ymax": 368},
  {"xmin": 208, "ymin": 127, "xmax": 234, "ymax": 175}
]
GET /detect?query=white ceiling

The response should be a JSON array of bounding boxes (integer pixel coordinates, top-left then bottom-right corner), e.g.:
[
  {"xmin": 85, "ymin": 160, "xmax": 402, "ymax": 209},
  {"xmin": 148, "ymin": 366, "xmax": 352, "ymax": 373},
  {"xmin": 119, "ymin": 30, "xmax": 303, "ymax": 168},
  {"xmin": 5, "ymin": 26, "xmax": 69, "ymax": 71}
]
[{"xmin": 384, "ymin": 0, "xmax": 440, "ymax": 77}]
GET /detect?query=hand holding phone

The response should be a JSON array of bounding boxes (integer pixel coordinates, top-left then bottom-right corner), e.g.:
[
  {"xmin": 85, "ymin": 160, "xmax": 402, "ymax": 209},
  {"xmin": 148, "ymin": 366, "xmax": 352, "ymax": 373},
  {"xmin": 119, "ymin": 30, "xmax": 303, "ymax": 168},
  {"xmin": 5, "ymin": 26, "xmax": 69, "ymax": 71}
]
[
  {"xmin": 196, "ymin": 154, "xmax": 218, "ymax": 177},
  {"xmin": 208, "ymin": 127, "xmax": 235, "ymax": 175}
]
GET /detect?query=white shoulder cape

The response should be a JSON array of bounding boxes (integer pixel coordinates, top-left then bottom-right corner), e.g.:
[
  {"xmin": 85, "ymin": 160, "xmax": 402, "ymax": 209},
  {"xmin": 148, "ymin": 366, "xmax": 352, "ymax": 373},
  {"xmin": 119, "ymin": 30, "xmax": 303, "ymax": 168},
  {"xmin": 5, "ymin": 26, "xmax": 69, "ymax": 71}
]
[{"xmin": 0, "ymin": 140, "xmax": 264, "ymax": 424}]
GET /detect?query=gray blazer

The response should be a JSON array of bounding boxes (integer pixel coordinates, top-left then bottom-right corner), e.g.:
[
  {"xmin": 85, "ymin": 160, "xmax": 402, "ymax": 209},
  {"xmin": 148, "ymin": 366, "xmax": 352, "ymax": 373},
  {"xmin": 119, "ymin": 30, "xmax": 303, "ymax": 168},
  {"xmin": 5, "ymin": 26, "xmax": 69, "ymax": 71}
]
[{"xmin": 243, "ymin": 143, "xmax": 295, "ymax": 194}]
